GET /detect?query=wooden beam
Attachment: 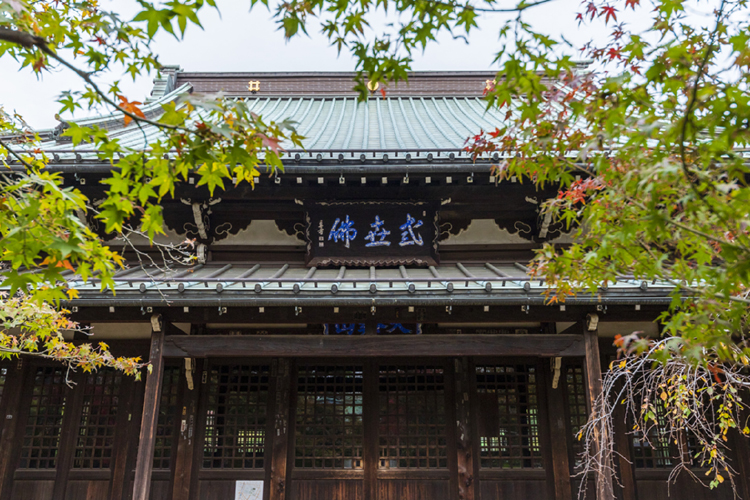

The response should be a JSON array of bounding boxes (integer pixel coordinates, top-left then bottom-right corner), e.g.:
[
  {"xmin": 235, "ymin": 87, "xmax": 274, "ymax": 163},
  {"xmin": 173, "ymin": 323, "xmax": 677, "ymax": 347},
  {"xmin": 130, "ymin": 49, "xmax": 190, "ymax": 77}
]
[
  {"xmin": 544, "ymin": 358, "xmax": 573, "ymax": 500},
  {"xmin": 132, "ymin": 315, "xmax": 165, "ymax": 500},
  {"xmin": 582, "ymin": 314, "xmax": 615, "ymax": 500},
  {"xmin": 0, "ymin": 360, "xmax": 28, "ymax": 500},
  {"xmin": 163, "ymin": 334, "xmax": 584, "ymax": 358},
  {"xmin": 269, "ymin": 359, "xmax": 292, "ymax": 500}
]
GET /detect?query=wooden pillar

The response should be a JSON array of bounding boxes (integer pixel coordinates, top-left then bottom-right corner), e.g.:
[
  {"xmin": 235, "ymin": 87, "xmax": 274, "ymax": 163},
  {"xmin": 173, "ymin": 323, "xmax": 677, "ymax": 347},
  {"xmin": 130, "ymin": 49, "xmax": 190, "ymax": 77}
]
[
  {"xmin": 454, "ymin": 357, "xmax": 476, "ymax": 500},
  {"xmin": 269, "ymin": 359, "xmax": 292, "ymax": 500},
  {"xmin": 544, "ymin": 358, "xmax": 573, "ymax": 500},
  {"xmin": 170, "ymin": 359, "xmax": 200, "ymax": 500},
  {"xmin": 363, "ymin": 361, "xmax": 378, "ymax": 500},
  {"xmin": 730, "ymin": 395, "xmax": 750, "ymax": 500},
  {"xmin": 109, "ymin": 376, "xmax": 139, "ymax": 500},
  {"xmin": 0, "ymin": 359, "xmax": 29, "ymax": 500},
  {"xmin": 611, "ymin": 399, "xmax": 636, "ymax": 500},
  {"xmin": 52, "ymin": 370, "xmax": 87, "ymax": 500},
  {"xmin": 583, "ymin": 314, "xmax": 615, "ymax": 500},
  {"xmin": 132, "ymin": 315, "xmax": 165, "ymax": 500}
]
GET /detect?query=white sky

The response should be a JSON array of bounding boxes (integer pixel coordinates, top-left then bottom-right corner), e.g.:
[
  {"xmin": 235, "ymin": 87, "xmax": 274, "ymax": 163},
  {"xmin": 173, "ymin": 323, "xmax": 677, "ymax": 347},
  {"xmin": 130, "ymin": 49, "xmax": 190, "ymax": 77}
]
[{"xmin": 0, "ymin": 0, "xmax": 646, "ymax": 129}]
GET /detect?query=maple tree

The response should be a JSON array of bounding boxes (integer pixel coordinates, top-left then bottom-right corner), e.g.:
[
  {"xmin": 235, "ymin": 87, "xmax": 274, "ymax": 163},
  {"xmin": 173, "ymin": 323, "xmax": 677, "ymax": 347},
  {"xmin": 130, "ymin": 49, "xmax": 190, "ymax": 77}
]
[
  {"xmin": 2, "ymin": 0, "xmax": 750, "ymax": 494},
  {"xmin": 0, "ymin": 0, "xmax": 301, "ymax": 377}
]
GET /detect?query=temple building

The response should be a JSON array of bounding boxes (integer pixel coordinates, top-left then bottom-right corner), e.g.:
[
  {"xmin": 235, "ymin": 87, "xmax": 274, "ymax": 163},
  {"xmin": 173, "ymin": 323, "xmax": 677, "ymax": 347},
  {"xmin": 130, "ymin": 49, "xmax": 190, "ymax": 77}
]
[{"xmin": 0, "ymin": 69, "xmax": 746, "ymax": 500}]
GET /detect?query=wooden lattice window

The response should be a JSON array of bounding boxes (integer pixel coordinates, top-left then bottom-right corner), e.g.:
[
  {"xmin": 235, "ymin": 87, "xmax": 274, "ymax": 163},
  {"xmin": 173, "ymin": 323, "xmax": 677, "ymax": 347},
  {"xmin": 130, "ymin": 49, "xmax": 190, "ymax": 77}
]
[
  {"xmin": 19, "ymin": 366, "xmax": 67, "ymax": 469},
  {"xmin": 73, "ymin": 370, "xmax": 122, "ymax": 469},
  {"xmin": 378, "ymin": 365, "xmax": 448, "ymax": 469},
  {"xmin": 475, "ymin": 364, "xmax": 543, "ymax": 469},
  {"xmin": 632, "ymin": 399, "xmax": 672, "ymax": 468},
  {"xmin": 153, "ymin": 365, "xmax": 181, "ymax": 469},
  {"xmin": 295, "ymin": 365, "xmax": 364, "ymax": 469},
  {"xmin": 563, "ymin": 363, "xmax": 588, "ymax": 468},
  {"xmin": 203, "ymin": 364, "xmax": 270, "ymax": 469}
]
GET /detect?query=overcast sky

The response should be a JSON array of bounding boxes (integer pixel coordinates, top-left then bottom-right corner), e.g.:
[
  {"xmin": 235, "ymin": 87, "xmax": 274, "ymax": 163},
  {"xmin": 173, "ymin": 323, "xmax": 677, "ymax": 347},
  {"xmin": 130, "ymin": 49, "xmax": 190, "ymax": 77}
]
[{"xmin": 1, "ymin": 0, "xmax": 644, "ymax": 129}]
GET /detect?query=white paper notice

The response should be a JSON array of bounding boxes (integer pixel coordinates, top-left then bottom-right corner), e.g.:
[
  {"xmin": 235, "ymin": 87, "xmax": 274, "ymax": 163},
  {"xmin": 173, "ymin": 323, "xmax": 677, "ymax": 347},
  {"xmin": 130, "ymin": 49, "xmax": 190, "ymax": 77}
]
[{"xmin": 235, "ymin": 480, "xmax": 263, "ymax": 500}]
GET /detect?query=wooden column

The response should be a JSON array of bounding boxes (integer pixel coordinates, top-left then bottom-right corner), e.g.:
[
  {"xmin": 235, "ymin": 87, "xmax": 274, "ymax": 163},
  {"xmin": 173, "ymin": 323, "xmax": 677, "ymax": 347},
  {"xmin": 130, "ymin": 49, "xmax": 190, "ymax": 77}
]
[
  {"xmin": 269, "ymin": 359, "xmax": 292, "ymax": 500},
  {"xmin": 0, "ymin": 359, "xmax": 29, "ymax": 500},
  {"xmin": 583, "ymin": 314, "xmax": 615, "ymax": 500},
  {"xmin": 611, "ymin": 385, "xmax": 637, "ymax": 500},
  {"xmin": 454, "ymin": 357, "xmax": 477, "ymax": 500},
  {"xmin": 52, "ymin": 370, "xmax": 87, "ymax": 500},
  {"xmin": 729, "ymin": 395, "xmax": 750, "ymax": 500},
  {"xmin": 363, "ymin": 361, "xmax": 379, "ymax": 500},
  {"xmin": 109, "ymin": 376, "xmax": 138, "ymax": 500},
  {"xmin": 170, "ymin": 359, "xmax": 200, "ymax": 500},
  {"xmin": 544, "ymin": 358, "xmax": 573, "ymax": 500},
  {"xmin": 132, "ymin": 315, "xmax": 165, "ymax": 500}
]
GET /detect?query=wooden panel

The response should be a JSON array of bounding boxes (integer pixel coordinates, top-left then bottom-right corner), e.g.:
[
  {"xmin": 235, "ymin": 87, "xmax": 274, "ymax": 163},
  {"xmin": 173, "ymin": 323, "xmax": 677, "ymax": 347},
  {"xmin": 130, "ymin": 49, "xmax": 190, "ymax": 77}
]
[
  {"xmin": 635, "ymin": 478, "xmax": 734, "ymax": 500},
  {"xmin": 479, "ymin": 479, "xmax": 550, "ymax": 500},
  {"xmin": 9, "ymin": 480, "xmax": 54, "ymax": 500},
  {"xmin": 290, "ymin": 480, "xmax": 363, "ymax": 500},
  {"xmin": 197, "ymin": 480, "xmax": 235, "ymax": 500},
  {"xmin": 164, "ymin": 335, "xmax": 585, "ymax": 359},
  {"xmin": 149, "ymin": 480, "xmax": 171, "ymax": 500},
  {"xmin": 377, "ymin": 479, "xmax": 451, "ymax": 500},
  {"xmin": 65, "ymin": 480, "xmax": 110, "ymax": 500}
]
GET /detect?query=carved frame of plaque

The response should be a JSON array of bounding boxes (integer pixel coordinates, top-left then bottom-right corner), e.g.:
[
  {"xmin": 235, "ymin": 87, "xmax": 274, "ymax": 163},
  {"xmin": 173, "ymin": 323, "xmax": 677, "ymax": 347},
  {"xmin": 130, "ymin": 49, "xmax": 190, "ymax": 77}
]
[{"xmin": 305, "ymin": 201, "xmax": 439, "ymax": 267}]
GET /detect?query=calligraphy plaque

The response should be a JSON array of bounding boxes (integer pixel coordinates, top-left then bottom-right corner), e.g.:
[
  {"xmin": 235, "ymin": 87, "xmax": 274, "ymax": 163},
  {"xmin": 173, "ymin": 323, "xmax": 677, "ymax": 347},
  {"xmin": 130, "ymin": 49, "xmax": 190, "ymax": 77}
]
[{"xmin": 305, "ymin": 201, "xmax": 439, "ymax": 266}]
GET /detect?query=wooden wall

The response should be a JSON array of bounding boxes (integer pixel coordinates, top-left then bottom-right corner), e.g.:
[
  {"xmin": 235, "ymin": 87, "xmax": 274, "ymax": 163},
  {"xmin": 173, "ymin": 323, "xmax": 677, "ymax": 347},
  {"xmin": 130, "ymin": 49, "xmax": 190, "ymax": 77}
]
[{"xmin": 0, "ymin": 355, "xmax": 746, "ymax": 500}]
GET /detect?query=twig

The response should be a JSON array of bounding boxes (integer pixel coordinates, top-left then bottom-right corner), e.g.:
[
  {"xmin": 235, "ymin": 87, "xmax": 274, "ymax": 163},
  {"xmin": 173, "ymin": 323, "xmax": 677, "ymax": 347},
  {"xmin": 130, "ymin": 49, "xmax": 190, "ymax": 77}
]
[
  {"xmin": 0, "ymin": 27, "xmax": 185, "ymax": 133},
  {"xmin": 0, "ymin": 137, "xmax": 35, "ymax": 170}
]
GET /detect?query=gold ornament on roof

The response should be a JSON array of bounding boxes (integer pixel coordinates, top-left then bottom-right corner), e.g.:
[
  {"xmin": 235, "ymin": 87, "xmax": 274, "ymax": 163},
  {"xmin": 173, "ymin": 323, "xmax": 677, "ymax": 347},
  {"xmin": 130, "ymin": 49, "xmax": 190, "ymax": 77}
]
[
  {"xmin": 248, "ymin": 80, "xmax": 260, "ymax": 93},
  {"xmin": 366, "ymin": 80, "xmax": 380, "ymax": 92},
  {"xmin": 485, "ymin": 79, "xmax": 497, "ymax": 90}
]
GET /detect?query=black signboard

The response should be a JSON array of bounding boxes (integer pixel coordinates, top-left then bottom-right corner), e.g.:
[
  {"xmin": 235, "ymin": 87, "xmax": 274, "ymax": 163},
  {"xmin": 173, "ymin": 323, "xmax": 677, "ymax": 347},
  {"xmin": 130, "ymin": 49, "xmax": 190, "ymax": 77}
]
[{"xmin": 305, "ymin": 201, "xmax": 439, "ymax": 266}]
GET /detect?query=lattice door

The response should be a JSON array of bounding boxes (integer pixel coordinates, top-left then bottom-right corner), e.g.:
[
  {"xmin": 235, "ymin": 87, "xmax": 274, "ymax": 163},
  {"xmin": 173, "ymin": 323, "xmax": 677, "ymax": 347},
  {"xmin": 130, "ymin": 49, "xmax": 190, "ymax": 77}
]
[
  {"xmin": 19, "ymin": 366, "xmax": 67, "ymax": 469},
  {"xmin": 202, "ymin": 363, "xmax": 271, "ymax": 469},
  {"xmin": 294, "ymin": 364, "xmax": 364, "ymax": 469}
]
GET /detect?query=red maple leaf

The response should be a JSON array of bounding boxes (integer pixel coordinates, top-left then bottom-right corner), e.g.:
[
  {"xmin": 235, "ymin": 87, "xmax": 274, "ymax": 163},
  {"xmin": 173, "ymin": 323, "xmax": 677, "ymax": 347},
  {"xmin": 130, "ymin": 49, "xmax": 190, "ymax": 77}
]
[
  {"xmin": 32, "ymin": 57, "xmax": 46, "ymax": 72},
  {"xmin": 585, "ymin": 2, "xmax": 597, "ymax": 20},
  {"xmin": 624, "ymin": 0, "xmax": 639, "ymax": 10},
  {"xmin": 259, "ymin": 133, "xmax": 283, "ymax": 155},
  {"xmin": 575, "ymin": 12, "xmax": 584, "ymax": 25},
  {"xmin": 600, "ymin": 5, "xmax": 617, "ymax": 24},
  {"xmin": 117, "ymin": 95, "xmax": 145, "ymax": 126},
  {"xmin": 607, "ymin": 46, "xmax": 622, "ymax": 60}
]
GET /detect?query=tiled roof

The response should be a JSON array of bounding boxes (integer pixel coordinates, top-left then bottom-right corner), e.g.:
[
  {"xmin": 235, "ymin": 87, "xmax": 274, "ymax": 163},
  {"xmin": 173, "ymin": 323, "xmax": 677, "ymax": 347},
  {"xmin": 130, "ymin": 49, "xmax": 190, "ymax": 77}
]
[
  {"xmin": 21, "ymin": 262, "xmax": 673, "ymax": 307},
  {"xmin": 36, "ymin": 90, "xmax": 510, "ymax": 159}
]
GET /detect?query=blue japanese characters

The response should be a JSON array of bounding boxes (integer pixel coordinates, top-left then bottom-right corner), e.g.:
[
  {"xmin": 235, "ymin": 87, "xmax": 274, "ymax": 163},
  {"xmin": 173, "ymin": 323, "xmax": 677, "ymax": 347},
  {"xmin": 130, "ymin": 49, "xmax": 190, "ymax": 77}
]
[
  {"xmin": 328, "ymin": 214, "xmax": 425, "ymax": 249},
  {"xmin": 306, "ymin": 201, "xmax": 439, "ymax": 266}
]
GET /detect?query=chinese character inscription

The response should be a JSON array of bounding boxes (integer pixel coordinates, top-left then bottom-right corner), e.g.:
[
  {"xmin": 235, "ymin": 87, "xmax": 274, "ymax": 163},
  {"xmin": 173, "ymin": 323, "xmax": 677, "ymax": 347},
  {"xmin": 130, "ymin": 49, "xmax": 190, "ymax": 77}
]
[{"xmin": 306, "ymin": 201, "xmax": 438, "ymax": 266}]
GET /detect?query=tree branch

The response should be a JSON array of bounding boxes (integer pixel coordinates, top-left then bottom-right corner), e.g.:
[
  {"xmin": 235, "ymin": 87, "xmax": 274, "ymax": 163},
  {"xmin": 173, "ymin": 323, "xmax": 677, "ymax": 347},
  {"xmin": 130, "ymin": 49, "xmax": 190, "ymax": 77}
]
[
  {"xmin": 430, "ymin": 0, "xmax": 558, "ymax": 13},
  {"xmin": 0, "ymin": 27, "xmax": 185, "ymax": 133},
  {"xmin": 0, "ymin": 137, "xmax": 35, "ymax": 170}
]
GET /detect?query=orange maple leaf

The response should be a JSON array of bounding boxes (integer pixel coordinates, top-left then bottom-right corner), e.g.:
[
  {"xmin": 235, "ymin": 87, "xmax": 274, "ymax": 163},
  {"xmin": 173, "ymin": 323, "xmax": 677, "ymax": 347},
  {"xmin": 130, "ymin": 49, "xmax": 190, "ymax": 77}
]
[{"xmin": 117, "ymin": 95, "xmax": 146, "ymax": 126}]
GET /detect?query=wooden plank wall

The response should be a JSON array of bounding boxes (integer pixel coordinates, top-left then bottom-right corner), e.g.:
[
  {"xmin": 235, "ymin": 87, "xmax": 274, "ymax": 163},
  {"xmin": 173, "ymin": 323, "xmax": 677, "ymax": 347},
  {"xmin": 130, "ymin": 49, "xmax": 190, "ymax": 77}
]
[{"xmin": 0, "ymin": 350, "xmax": 748, "ymax": 499}]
